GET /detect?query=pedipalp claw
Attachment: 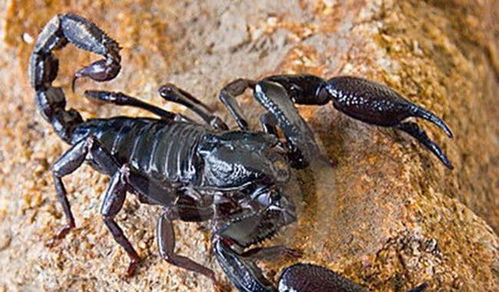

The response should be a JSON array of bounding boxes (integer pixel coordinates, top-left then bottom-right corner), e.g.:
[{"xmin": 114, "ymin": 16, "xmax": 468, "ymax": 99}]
[
  {"xmin": 412, "ymin": 105, "xmax": 453, "ymax": 138},
  {"xmin": 396, "ymin": 122, "xmax": 453, "ymax": 169},
  {"xmin": 323, "ymin": 76, "xmax": 454, "ymax": 168}
]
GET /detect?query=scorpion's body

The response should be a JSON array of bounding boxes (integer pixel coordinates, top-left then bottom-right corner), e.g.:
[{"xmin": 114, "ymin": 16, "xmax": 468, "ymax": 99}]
[
  {"xmin": 29, "ymin": 13, "xmax": 449, "ymax": 292},
  {"xmin": 72, "ymin": 116, "xmax": 286, "ymax": 219}
]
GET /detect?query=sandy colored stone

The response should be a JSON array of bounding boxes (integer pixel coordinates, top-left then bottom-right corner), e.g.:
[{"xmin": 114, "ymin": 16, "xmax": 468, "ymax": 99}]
[{"xmin": 0, "ymin": 0, "xmax": 497, "ymax": 291}]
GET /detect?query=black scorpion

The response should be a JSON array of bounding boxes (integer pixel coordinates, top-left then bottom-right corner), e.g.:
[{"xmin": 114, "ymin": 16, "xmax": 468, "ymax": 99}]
[{"xmin": 29, "ymin": 14, "xmax": 450, "ymax": 291}]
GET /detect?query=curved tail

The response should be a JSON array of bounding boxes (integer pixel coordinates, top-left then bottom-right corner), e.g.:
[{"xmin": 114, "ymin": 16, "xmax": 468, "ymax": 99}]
[{"xmin": 29, "ymin": 14, "xmax": 121, "ymax": 143}]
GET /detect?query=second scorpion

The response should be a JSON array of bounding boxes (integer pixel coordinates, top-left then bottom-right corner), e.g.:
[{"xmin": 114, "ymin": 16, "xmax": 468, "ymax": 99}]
[{"xmin": 30, "ymin": 14, "xmax": 449, "ymax": 291}]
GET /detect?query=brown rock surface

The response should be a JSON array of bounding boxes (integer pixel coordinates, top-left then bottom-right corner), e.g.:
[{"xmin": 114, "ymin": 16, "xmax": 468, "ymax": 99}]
[{"xmin": 0, "ymin": 0, "xmax": 497, "ymax": 291}]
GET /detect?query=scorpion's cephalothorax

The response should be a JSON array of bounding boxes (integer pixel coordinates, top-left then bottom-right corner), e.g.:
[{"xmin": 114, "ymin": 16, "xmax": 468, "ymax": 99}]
[{"xmin": 197, "ymin": 131, "xmax": 291, "ymax": 190}]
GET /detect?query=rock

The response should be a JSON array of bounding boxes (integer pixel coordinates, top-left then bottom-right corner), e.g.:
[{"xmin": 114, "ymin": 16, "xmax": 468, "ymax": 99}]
[{"xmin": 0, "ymin": 0, "xmax": 496, "ymax": 291}]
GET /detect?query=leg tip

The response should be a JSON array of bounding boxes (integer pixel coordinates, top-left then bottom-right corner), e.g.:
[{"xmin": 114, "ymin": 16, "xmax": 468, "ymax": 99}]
[
  {"xmin": 46, "ymin": 223, "xmax": 75, "ymax": 247},
  {"xmin": 125, "ymin": 257, "xmax": 141, "ymax": 278}
]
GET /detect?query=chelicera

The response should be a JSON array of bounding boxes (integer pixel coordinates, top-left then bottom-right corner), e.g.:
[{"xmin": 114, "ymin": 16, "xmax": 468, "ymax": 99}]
[{"xmin": 30, "ymin": 13, "xmax": 448, "ymax": 291}]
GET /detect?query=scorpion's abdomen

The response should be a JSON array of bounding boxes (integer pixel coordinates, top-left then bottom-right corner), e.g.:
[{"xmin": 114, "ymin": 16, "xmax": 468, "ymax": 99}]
[
  {"xmin": 143, "ymin": 121, "xmax": 207, "ymax": 183},
  {"xmin": 72, "ymin": 117, "xmax": 207, "ymax": 183}
]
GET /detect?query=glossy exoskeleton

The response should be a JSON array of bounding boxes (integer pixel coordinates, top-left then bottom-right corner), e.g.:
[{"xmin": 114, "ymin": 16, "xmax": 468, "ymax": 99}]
[{"xmin": 30, "ymin": 14, "xmax": 447, "ymax": 291}]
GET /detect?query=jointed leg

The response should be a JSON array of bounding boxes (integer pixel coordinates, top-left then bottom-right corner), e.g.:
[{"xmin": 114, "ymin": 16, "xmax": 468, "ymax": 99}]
[
  {"xmin": 51, "ymin": 134, "xmax": 142, "ymax": 275},
  {"xmin": 218, "ymin": 77, "xmax": 326, "ymax": 167},
  {"xmin": 157, "ymin": 208, "xmax": 217, "ymax": 282},
  {"xmin": 49, "ymin": 135, "xmax": 105, "ymax": 246},
  {"xmin": 219, "ymin": 78, "xmax": 256, "ymax": 130},
  {"xmin": 159, "ymin": 84, "xmax": 228, "ymax": 130},
  {"xmin": 254, "ymin": 81, "xmax": 322, "ymax": 168},
  {"xmin": 219, "ymin": 74, "xmax": 453, "ymax": 169},
  {"xmin": 101, "ymin": 164, "xmax": 141, "ymax": 277},
  {"xmin": 50, "ymin": 174, "xmax": 75, "ymax": 246}
]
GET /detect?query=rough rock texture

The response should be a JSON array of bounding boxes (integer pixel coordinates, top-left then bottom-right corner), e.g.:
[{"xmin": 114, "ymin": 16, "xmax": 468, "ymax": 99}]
[{"xmin": 0, "ymin": 0, "xmax": 497, "ymax": 291}]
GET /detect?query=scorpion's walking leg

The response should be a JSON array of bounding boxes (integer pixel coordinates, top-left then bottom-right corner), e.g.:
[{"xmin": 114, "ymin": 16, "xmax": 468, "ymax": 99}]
[
  {"xmin": 101, "ymin": 164, "xmax": 141, "ymax": 277},
  {"xmin": 219, "ymin": 79, "xmax": 257, "ymax": 130},
  {"xmin": 157, "ymin": 208, "xmax": 217, "ymax": 282},
  {"xmin": 84, "ymin": 90, "xmax": 191, "ymax": 122},
  {"xmin": 49, "ymin": 135, "xmax": 118, "ymax": 246},
  {"xmin": 158, "ymin": 84, "xmax": 228, "ymax": 130},
  {"xmin": 52, "ymin": 135, "xmax": 141, "ymax": 275}
]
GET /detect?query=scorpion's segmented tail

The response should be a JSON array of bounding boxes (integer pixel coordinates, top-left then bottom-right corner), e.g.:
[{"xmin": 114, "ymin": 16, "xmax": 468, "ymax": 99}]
[{"xmin": 29, "ymin": 13, "xmax": 121, "ymax": 143}]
